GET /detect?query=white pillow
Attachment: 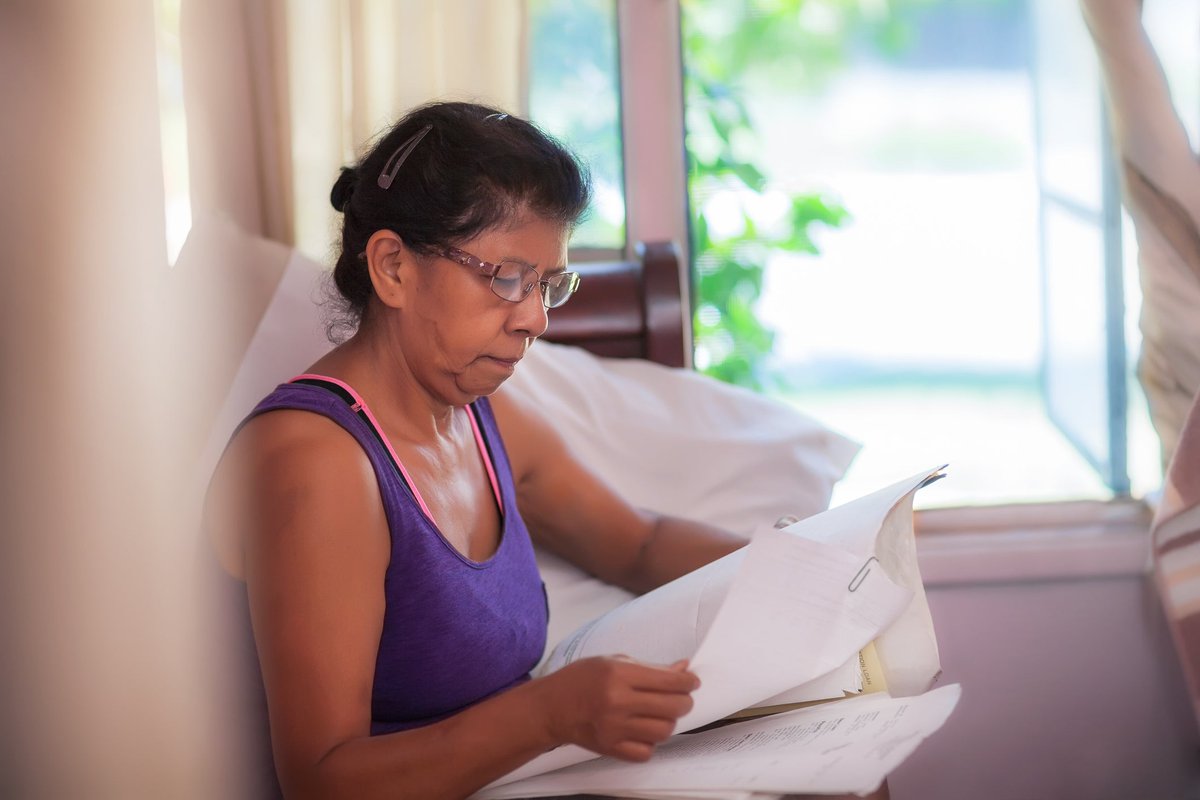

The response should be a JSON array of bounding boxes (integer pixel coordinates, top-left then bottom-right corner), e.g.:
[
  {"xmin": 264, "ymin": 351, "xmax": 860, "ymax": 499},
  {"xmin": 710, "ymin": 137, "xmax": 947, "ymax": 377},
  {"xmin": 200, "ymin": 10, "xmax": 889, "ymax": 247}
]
[
  {"xmin": 502, "ymin": 341, "xmax": 860, "ymax": 649},
  {"xmin": 191, "ymin": 221, "xmax": 334, "ymax": 484}
]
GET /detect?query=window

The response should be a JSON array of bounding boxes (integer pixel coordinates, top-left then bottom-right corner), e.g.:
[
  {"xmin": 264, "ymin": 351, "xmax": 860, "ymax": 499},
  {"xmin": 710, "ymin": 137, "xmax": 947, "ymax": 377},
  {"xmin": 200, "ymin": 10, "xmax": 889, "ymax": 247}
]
[
  {"xmin": 153, "ymin": 0, "xmax": 191, "ymax": 265},
  {"xmin": 527, "ymin": 0, "xmax": 626, "ymax": 256},
  {"xmin": 677, "ymin": 0, "xmax": 1173, "ymax": 509}
]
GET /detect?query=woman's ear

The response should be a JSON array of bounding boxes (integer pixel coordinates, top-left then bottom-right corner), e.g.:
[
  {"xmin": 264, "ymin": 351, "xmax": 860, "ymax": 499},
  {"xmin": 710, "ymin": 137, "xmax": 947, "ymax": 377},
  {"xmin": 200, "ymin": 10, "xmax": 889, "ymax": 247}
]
[{"xmin": 363, "ymin": 229, "xmax": 410, "ymax": 309}]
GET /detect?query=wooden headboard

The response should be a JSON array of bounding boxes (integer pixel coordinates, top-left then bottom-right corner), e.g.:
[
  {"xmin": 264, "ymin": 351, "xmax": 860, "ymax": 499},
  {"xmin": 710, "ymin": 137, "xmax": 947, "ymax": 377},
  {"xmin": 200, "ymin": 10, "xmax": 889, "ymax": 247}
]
[{"xmin": 543, "ymin": 241, "xmax": 693, "ymax": 369}]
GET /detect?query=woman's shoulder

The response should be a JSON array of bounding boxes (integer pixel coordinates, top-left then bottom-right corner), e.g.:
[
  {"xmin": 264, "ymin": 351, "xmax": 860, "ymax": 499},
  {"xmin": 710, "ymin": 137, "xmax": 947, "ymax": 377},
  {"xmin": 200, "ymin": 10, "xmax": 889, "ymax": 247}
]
[
  {"xmin": 226, "ymin": 378, "xmax": 375, "ymax": 471},
  {"xmin": 205, "ymin": 402, "xmax": 381, "ymax": 579},
  {"xmin": 238, "ymin": 405, "xmax": 360, "ymax": 467}
]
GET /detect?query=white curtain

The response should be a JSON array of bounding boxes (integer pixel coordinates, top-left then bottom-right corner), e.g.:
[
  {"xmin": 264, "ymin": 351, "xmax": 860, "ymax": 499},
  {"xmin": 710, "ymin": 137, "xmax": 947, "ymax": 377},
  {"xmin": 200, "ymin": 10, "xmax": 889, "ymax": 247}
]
[
  {"xmin": 182, "ymin": 0, "xmax": 527, "ymax": 260},
  {"xmin": 289, "ymin": 0, "xmax": 528, "ymax": 258},
  {"xmin": 1082, "ymin": 0, "xmax": 1200, "ymax": 470}
]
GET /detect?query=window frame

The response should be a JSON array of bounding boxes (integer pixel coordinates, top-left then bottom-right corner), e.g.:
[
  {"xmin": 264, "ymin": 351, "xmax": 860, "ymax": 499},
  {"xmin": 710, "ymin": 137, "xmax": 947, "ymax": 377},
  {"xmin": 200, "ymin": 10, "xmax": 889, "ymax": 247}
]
[
  {"xmin": 613, "ymin": 0, "xmax": 691, "ymax": 266},
  {"xmin": 1029, "ymin": 0, "xmax": 1132, "ymax": 496}
]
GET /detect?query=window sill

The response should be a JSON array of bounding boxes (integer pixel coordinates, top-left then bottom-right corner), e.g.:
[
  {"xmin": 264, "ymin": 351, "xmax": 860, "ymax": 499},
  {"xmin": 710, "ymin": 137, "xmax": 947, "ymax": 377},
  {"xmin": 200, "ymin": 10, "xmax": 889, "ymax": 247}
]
[{"xmin": 914, "ymin": 499, "xmax": 1153, "ymax": 586}]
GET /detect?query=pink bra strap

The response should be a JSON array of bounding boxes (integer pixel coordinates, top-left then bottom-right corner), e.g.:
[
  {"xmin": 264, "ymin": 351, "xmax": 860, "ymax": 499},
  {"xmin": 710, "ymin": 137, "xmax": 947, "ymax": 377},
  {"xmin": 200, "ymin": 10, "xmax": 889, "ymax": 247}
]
[
  {"xmin": 465, "ymin": 404, "xmax": 505, "ymax": 515},
  {"xmin": 290, "ymin": 373, "xmax": 437, "ymax": 524},
  {"xmin": 289, "ymin": 373, "xmax": 504, "ymax": 520}
]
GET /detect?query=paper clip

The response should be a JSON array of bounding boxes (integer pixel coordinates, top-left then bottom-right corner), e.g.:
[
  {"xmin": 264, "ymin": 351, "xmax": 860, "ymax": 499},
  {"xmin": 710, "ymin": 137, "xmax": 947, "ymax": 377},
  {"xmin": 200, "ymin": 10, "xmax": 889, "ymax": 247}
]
[{"xmin": 848, "ymin": 556, "xmax": 879, "ymax": 593}]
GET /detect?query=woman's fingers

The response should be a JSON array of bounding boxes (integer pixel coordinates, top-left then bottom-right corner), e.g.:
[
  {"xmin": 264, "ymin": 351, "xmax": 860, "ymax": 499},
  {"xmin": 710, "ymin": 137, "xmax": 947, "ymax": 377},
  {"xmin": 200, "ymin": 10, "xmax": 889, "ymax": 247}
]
[
  {"xmin": 615, "ymin": 657, "xmax": 700, "ymax": 694},
  {"xmin": 627, "ymin": 687, "xmax": 695, "ymax": 720},
  {"xmin": 603, "ymin": 658, "xmax": 698, "ymax": 722},
  {"xmin": 610, "ymin": 740, "xmax": 656, "ymax": 762},
  {"xmin": 540, "ymin": 655, "xmax": 702, "ymax": 760},
  {"xmin": 621, "ymin": 714, "xmax": 680, "ymax": 744}
]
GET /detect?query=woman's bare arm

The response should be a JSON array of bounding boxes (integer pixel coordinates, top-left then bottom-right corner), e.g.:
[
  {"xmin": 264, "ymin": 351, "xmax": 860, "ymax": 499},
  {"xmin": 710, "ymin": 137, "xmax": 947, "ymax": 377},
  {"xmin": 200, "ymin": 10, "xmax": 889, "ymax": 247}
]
[
  {"xmin": 490, "ymin": 387, "xmax": 747, "ymax": 595},
  {"xmin": 206, "ymin": 410, "xmax": 697, "ymax": 800}
]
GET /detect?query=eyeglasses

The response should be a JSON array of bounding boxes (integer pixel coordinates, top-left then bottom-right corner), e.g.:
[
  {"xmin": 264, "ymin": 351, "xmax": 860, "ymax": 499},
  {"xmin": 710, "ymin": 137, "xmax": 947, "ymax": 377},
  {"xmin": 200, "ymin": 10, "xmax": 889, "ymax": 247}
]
[{"xmin": 441, "ymin": 247, "xmax": 581, "ymax": 309}]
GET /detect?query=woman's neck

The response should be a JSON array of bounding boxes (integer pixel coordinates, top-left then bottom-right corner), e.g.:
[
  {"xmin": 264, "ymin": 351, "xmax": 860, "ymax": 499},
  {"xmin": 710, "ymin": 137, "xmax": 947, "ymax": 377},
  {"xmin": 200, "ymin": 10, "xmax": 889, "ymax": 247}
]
[{"xmin": 308, "ymin": 328, "xmax": 459, "ymax": 445}]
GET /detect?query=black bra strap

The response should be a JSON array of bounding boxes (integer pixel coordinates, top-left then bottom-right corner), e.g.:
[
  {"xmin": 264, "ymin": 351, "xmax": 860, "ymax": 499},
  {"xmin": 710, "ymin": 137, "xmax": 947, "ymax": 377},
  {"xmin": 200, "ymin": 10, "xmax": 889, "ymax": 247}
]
[{"xmin": 291, "ymin": 377, "xmax": 416, "ymax": 498}]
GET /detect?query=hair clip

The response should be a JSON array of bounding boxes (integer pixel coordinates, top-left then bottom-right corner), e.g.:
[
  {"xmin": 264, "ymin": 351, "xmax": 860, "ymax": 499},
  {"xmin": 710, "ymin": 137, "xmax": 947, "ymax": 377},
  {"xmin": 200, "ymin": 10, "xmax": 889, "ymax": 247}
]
[
  {"xmin": 484, "ymin": 112, "xmax": 509, "ymax": 122},
  {"xmin": 377, "ymin": 124, "xmax": 433, "ymax": 190}
]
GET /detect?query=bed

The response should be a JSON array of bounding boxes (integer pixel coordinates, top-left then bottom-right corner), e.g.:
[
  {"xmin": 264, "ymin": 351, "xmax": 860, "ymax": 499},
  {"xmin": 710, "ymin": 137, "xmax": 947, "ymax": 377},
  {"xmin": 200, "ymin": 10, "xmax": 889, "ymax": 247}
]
[{"xmin": 541, "ymin": 241, "xmax": 692, "ymax": 368}]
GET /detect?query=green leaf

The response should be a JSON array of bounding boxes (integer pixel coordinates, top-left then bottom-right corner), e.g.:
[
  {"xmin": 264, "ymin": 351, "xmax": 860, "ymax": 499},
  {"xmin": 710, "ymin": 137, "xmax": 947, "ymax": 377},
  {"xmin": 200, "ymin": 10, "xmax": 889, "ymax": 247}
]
[{"xmin": 682, "ymin": 0, "xmax": 928, "ymax": 390}]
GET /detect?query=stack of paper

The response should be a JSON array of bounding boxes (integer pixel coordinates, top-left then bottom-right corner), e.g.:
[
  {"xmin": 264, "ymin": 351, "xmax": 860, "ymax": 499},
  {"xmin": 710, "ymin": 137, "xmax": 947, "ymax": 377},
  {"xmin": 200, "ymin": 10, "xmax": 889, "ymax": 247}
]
[
  {"xmin": 473, "ymin": 467, "xmax": 958, "ymax": 799},
  {"xmin": 478, "ymin": 685, "xmax": 960, "ymax": 798}
]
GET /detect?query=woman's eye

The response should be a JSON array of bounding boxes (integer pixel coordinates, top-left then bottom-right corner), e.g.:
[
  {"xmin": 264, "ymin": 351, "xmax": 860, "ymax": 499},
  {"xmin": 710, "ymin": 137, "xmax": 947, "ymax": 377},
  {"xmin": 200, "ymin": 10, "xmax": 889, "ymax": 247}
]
[
  {"xmin": 489, "ymin": 262, "xmax": 532, "ymax": 300},
  {"xmin": 499, "ymin": 264, "xmax": 534, "ymax": 285},
  {"xmin": 494, "ymin": 262, "xmax": 525, "ymax": 282}
]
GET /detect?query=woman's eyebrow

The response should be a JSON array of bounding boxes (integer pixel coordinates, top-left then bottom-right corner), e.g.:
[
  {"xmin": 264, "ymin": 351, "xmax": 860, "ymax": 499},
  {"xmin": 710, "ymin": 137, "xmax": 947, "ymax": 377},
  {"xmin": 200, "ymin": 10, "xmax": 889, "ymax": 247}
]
[
  {"xmin": 501, "ymin": 255, "xmax": 567, "ymax": 275},
  {"xmin": 499, "ymin": 254, "xmax": 535, "ymax": 266}
]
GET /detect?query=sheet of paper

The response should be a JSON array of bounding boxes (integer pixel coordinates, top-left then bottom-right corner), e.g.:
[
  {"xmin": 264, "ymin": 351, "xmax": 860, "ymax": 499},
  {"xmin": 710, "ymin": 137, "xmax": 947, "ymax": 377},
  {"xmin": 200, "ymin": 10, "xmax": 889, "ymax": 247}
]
[
  {"xmin": 868, "ymin": 475, "xmax": 944, "ymax": 696},
  {"xmin": 776, "ymin": 468, "xmax": 946, "ymax": 698},
  {"xmin": 746, "ymin": 652, "xmax": 859, "ymax": 709},
  {"xmin": 679, "ymin": 530, "xmax": 912, "ymax": 730},
  {"xmin": 474, "ymin": 685, "xmax": 961, "ymax": 799},
  {"xmin": 602, "ymin": 791, "xmax": 778, "ymax": 800},
  {"xmin": 538, "ymin": 548, "xmax": 746, "ymax": 675}
]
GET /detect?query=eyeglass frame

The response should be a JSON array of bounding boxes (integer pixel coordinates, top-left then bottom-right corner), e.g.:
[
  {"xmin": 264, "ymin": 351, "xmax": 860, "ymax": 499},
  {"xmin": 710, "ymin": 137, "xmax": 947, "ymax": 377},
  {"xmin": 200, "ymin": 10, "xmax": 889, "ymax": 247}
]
[{"xmin": 440, "ymin": 246, "xmax": 581, "ymax": 309}]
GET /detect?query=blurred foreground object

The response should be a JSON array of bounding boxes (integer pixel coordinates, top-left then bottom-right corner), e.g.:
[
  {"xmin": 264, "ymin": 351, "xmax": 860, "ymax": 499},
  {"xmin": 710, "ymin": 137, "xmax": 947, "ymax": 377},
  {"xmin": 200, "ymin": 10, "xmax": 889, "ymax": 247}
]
[
  {"xmin": 1151, "ymin": 388, "xmax": 1200, "ymax": 729},
  {"xmin": 1083, "ymin": 0, "xmax": 1200, "ymax": 470}
]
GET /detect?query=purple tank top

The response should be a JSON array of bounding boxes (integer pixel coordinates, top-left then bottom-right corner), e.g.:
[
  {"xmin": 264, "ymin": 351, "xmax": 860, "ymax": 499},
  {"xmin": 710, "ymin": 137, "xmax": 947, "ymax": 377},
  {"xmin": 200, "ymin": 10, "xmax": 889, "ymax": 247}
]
[{"xmin": 242, "ymin": 378, "xmax": 548, "ymax": 734}]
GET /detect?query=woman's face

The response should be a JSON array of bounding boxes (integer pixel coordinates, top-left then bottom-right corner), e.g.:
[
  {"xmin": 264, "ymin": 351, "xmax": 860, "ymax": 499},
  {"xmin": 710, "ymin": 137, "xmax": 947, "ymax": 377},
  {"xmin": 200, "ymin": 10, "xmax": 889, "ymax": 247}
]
[{"xmin": 397, "ymin": 215, "xmax": 568, "ymax": 404}]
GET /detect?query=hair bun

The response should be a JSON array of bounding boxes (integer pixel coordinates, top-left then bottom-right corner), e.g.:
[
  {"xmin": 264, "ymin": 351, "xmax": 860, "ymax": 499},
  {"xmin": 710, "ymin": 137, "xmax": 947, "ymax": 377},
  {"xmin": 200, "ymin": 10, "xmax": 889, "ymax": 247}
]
[{"xmin": 330, "ymin": 166, "xmax": 358, "ymax": 212}]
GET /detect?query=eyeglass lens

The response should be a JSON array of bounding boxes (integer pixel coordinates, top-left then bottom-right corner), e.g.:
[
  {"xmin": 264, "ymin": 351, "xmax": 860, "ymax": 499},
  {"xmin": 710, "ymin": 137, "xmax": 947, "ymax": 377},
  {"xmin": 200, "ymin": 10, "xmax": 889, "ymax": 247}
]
[{"xmin": 491, "ymin": 261, "xmax": 578, "ymax": 309}]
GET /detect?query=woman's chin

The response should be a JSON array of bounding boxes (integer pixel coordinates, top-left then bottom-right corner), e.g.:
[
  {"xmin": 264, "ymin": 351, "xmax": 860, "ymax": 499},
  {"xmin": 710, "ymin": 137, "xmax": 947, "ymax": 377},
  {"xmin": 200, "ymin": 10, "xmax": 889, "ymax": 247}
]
[
  {"xmin": 454, "ymin": 359, "xmax": 520, "ymax": 398},
  {"xmin": 452, "ymin": 376, "xmax": 509, "ymax": 403}
]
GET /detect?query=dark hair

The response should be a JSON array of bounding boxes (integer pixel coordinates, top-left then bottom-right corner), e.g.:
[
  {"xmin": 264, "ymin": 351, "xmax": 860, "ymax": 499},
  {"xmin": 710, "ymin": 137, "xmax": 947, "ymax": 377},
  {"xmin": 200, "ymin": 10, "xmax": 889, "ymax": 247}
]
[{"xmin": 326, "ymin": 101, "xmax": 592, "ymax": 338}]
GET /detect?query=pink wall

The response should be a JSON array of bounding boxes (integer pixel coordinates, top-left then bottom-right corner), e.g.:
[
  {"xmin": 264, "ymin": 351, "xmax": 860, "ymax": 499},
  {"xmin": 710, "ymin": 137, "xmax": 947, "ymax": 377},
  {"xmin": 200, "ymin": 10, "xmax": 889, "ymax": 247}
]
[{"xmin": 889, "ymin": 573, "xmax": 1200, "ymax": 799}]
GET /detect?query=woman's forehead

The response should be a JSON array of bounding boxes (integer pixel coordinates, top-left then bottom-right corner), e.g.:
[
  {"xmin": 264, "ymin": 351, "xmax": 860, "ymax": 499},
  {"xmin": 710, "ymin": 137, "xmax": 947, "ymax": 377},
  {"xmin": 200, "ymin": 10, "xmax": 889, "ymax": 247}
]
[{"xmin": 464, "ymin": 217, "xmax": 569, "ymax": 263}]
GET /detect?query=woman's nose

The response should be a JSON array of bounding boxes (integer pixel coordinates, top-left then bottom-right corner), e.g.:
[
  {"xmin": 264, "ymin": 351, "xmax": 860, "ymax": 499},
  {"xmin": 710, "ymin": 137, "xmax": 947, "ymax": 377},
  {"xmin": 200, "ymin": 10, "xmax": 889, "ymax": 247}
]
[{"xmin": 510, "ymin": 285, "xmax": 549, "ymax": 338}]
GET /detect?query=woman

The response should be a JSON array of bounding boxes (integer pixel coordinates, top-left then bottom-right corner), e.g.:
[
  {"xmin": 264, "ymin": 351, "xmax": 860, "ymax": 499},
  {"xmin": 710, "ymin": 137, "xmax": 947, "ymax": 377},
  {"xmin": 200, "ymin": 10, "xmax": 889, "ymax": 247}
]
[{"xmin": 205, "ymin": 101, "xmax": 747, "ymax": 799}]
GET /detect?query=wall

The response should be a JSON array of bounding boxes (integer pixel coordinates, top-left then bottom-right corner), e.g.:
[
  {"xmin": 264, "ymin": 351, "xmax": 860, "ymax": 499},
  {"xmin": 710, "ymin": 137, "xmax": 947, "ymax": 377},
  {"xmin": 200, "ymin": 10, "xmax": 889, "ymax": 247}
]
[{"xmin": 889, "ymin": 516, "xmax": 1200, "ymax": 800}]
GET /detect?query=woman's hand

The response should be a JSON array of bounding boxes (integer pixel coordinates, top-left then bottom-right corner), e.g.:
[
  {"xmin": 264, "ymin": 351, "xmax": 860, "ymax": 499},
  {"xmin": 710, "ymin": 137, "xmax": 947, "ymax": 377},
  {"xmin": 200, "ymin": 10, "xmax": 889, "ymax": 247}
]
[{"xmin": 533, "ymin": 656, "xmax": 699, "ymax": 761}]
